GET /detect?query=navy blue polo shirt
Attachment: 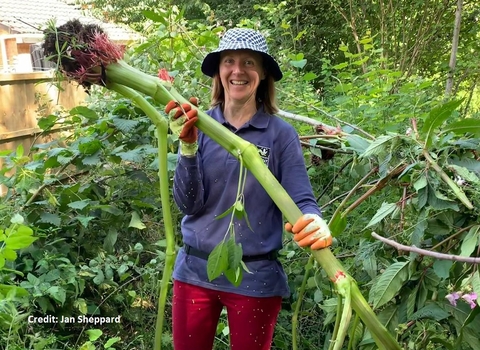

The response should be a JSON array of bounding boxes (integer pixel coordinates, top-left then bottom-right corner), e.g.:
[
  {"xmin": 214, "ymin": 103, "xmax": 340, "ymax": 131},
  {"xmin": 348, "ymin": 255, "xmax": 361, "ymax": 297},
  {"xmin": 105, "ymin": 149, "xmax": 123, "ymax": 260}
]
[{"xmin": 172, "ymin": 105, "xmax": 321, "ymax": 297}]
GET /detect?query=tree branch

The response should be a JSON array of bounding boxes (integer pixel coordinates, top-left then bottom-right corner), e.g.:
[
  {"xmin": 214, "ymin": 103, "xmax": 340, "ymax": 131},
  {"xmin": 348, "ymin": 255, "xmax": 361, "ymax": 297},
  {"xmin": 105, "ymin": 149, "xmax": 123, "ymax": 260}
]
[{"xmin": 372, "ymin": 232, "xmax": 480, "ymax": 264}]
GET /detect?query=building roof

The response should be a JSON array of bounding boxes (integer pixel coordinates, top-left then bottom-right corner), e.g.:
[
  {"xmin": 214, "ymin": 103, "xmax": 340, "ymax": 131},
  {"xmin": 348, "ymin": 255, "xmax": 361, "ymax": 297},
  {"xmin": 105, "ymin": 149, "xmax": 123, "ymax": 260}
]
[{"xmin": 0, "ymin": 0, "xmax": 140, "ymax": 43}]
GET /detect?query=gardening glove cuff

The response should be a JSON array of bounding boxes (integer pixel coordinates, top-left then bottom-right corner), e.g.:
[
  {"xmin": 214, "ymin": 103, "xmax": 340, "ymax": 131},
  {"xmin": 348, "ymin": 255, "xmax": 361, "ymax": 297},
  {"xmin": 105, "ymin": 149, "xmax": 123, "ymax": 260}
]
[{"xmin": 285, "ymin": 213, "xmax": 332, "ymax": 250}]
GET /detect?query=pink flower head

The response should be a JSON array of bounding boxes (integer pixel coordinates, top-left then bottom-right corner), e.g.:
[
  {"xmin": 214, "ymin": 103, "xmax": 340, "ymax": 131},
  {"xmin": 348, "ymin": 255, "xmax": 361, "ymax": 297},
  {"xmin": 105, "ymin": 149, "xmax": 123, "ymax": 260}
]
[
  {"xmin": 461, "ymin": 292, "xmax": 478, "ymax": 309},
  {"xmin": 446, "ymin": 292, "xmax": 461, "ymax": 306},
  {"xmin": 158, "ymin": 68, "xmax": 174, "ymax": 82}
]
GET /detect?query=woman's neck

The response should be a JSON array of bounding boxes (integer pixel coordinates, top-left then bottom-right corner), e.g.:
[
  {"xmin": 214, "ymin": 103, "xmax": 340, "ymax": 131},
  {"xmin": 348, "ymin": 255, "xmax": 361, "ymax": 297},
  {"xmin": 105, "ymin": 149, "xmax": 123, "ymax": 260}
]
[{"xmin": 223, "ymin": 100, "xmax": 259, "ymax": 129}]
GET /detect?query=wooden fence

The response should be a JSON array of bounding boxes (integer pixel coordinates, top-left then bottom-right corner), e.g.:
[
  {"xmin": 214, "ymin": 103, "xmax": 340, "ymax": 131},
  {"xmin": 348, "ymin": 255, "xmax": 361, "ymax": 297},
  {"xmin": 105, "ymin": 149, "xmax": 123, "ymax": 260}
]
[{"xmin": 0, "ymin": 71, "xmax": 86, "ymax": 195}]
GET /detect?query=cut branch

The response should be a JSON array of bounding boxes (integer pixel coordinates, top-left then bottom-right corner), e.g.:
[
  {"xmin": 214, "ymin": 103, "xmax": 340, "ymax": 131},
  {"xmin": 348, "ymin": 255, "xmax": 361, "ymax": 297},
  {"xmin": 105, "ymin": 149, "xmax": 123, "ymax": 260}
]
[{"xmin": 372, "ymin": 232, "xmax": 480, "ymax": 264}]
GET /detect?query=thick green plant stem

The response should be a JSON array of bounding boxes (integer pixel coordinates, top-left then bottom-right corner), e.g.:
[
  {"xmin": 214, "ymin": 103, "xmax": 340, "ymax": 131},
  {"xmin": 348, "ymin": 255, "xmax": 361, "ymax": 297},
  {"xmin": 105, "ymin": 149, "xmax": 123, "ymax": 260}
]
[
  {"xmin": 292, "ymin": 255, "xmax": 314, "ymax": 350},
  {"xmin": 423, "ymin": 149, "xmax": 473, "ymax": 209},
  {"xmin": 109, "ymin": 83, "xmax": 176, "ymax": 350},
  {"xmin": 101, "ymin": 62, "xmax": 401, "ymax": 349}
]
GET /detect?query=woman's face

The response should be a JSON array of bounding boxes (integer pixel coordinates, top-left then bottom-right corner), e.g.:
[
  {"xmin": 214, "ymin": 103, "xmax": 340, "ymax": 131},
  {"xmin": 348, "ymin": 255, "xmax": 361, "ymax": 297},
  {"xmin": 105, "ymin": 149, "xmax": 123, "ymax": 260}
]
[{"xmin": 218, "ymin": 50, "xmax": 265, "ymax": 106}]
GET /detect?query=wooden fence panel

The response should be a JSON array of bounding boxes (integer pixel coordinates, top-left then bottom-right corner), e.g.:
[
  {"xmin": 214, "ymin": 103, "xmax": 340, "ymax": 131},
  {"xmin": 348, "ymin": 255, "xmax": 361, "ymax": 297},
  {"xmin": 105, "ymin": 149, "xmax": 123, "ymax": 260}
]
[{"xmin": 0, "ymin": 72, "xmax": 86, "ymax": 195}]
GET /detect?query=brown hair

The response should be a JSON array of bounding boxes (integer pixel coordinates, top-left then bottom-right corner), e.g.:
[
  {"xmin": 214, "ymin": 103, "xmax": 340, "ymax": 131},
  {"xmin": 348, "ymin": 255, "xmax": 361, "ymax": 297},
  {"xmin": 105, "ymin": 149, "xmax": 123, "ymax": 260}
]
[{"xmin": 210, "ymin": 74, "xmax": 279, "ymax": 115}]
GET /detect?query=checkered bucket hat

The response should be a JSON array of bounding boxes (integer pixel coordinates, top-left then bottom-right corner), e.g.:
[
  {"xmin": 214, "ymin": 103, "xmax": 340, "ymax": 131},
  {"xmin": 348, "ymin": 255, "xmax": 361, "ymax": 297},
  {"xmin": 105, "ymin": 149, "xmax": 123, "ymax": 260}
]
[{"xmin": 201, "ymin": 28, "xmax": 283, "ymax": 81}]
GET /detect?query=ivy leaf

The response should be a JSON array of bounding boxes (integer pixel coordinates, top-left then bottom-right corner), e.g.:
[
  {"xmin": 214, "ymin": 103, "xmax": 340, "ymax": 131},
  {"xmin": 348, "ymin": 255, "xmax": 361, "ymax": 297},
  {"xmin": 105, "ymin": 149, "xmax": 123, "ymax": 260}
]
[
  {"xmin": 207, "ymin": 242, "xmax": 229, "ymax": 281},
  {"xmin": 421, "ymin": 99, "xmax": 463, "ymax": 147},
  {"xmin": 370, "ymin": 261, "xmax": 409, "ymax": 309},
  {"xmin": 129, "ymin": 212, "xmax": 146, "ymax": 230},
  {"xmin": 365, "ymin": 202, "xmax": 397, "ymax": 229}
]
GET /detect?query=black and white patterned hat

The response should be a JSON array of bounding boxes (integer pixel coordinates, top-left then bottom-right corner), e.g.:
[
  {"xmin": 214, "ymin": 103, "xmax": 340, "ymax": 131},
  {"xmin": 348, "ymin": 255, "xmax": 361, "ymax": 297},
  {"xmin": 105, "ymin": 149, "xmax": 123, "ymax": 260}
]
[{"xmin": 201, "ymin": 28, "xmax": 283, "ymax": 81}]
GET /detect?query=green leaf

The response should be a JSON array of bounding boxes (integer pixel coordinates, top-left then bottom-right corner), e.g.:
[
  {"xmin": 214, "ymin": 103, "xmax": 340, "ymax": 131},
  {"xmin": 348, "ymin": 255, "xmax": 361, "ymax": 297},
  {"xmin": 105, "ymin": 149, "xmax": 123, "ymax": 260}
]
[
  {"xmin": 39, "ymin": 213, "xmax": 62, "ymax": 226},
  {"xmin": 79, "ymin": 140, "xmax": 102, "ymax": 155},
  {"xmin": 2, "ymin": 248, "xmax": 17, "ymax": 261},
  {"xmin": 70, "ymin": 106, "xmax": 98, "ymax": 120},
  {"xmin": 129, "ymin": 212, "xmax": 146, "ymax": 230},
  {"xmin": 112, "ymin": 118, "xmax": 139, "ymax": 133},
  {"xmin": 38, "ymin": 115, "xmax": 58, "ymax": 130},
  {"xmin": 46, "ymin": 286, "xmax": 66, "ymax": 305},
  {"xmin": 365, "ymin": 202, "xmax": 397, "ymax": 229},
  {"xmin": 413, "ymin": 176, "xmax": 427, "ymax": 191},
  {"xmin": 302, "ymin": 72, "xmax": 317, "ymax": 81},
  {"xmin": 329, "ymin": 213, "xmax": 347, "ymax": 237},
  {"xmin": 360, "ymin": 134, "xmax": 397, "ymax": 158},
  {"xmin": 460, "ymin": 226, "xmax": 480, "ymax": 257},
  {"xmin": 68, "ymin": 200, "xmax": 91, "ymax": 210},
  {"xmin": 76, "ymin": 216, "xmax": 95, "ymax": 228},
  {"xmin": 421, "ymin": 99, "xmax": 463, "ymax": 147},
  {"xmin": 15, "ymin": 225, "xmax": 33, "ymax": 236},
  {"xmin": 142, "ymin": 10, "xmax": 168, "ymax": 25},
  {"xmin": 216, "ymin": 205, "xmax": 234, "ymax": 220},
  {"xmin": 443, "ymin": 119, "xmax": 480, "ymax": 136},
  {"xmin": 449, "ymin": 164, "xmax": 480, "ymax": 184},
  {"xmin": 332, "ymin": 62, "xmax": 348, "ymax": 70},
  {"xmin": 103, "ymin": 228, "xmax": 119, "ymax": 253},
  {"xmin": 233, "ymin": 201, "xmax": 244, "ymax": 220},
  {"xmin": 433, "ymin": 259, "xmax": 452, "ymax": 279},
  {"xmin": 289, "ymin": 59, "xmax": 307, "ymax": 69},
  {"xmin": 362, "ymin": 256, "xmax": 377, "ymax": 280},
  {"xmin": 5, "ymin": 236, "xmax": 37, "ymax": 249},
  {"xmin": 227, "ymin": 237, "xmax": 242, "ymax": 270},
  {"xmin": 411, "ymin": 302, "xmax": 449, "ymax": 321},
  {"xmin": 10, "ymin": 214, "xmax": 24, "ymax": 225},
  {"xmin": 370, "ymin": 261, "xmax": 409, "ymax": 309},
  {"xmin": 207, "ymin": 242, "xmax": 229, "ymax": 281},
  {"xmin": 86, "ymin": 329, "xmax": 103, "ymax": 341},
  {"xmin": 472, "ymin": 271, "xmax": 480, "ymax": 308},
  {"xmin": 104, "ymin": 337, "xmax": 121, "ymax": 348},
  {"xmin": 344, "ymin": 134, "xmax": 371, "ymax": 154}
]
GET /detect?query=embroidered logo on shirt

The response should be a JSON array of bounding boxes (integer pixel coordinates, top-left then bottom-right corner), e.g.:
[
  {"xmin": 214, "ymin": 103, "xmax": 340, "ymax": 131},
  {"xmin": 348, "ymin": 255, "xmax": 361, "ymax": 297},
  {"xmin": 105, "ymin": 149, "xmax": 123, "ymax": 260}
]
[{"xmin": 256, "ymin": 145, "xmax": 271, "ymax": 166}]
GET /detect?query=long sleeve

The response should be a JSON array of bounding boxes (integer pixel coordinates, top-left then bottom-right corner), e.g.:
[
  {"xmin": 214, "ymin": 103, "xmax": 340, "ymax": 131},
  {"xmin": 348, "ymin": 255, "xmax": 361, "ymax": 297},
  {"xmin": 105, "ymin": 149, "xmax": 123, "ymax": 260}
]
[{"xmin": 173, "ymin": 154, "xmax": 205, "ymax": 215}]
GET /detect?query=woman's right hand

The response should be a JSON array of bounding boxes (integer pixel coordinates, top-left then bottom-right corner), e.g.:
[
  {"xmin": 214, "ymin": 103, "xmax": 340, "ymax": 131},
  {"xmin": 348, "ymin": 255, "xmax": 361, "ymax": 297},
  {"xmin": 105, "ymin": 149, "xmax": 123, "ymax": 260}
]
[{"xmin": 165, "ymin": 97, "xmax": 199, "ymax": 156}]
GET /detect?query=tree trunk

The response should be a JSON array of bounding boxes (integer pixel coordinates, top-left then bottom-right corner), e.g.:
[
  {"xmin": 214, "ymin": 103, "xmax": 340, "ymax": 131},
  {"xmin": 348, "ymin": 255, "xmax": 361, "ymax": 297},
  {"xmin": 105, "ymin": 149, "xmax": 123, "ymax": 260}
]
[{"xmin": 445, "ymin": 0, "xmax": 463, "ymax": 96}]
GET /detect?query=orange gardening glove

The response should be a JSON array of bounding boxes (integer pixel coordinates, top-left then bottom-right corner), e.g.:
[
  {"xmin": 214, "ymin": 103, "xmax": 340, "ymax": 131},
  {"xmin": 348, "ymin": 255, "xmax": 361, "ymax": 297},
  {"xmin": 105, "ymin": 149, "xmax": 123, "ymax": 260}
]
[
  {"xmin": 285, "ymin": 214, "xmax": 333, "ymax": 250},
  {"xmin": 165, "ymin": 97, "xmax": 199, "ymax": 156}
]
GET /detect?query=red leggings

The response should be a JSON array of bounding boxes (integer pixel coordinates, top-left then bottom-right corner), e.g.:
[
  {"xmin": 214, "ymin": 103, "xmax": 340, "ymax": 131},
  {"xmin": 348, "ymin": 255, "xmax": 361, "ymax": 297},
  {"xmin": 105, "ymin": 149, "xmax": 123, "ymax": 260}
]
[{"xmin": 172, "ymin": 280, "xmax": 282, "ymax": 350}]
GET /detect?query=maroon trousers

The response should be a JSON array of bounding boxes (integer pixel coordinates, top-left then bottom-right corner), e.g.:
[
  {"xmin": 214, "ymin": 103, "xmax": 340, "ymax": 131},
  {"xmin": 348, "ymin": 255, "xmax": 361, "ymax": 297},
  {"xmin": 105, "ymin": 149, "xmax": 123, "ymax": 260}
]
[{"xmin": 172, "ymin": 280, "xmax": 282, "ymax": 350}]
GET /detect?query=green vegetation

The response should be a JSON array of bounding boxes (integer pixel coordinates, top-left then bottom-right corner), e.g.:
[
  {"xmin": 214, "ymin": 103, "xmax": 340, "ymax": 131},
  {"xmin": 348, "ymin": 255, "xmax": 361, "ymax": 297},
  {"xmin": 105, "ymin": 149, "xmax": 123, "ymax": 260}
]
[{"xmin": 1, "ymin": 1, "xmax": 479, "ymax": 349}]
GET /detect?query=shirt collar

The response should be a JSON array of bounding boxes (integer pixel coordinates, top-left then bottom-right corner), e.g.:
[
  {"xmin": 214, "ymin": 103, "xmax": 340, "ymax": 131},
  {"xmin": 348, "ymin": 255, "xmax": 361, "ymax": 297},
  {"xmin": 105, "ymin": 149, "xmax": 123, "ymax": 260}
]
[{"xmin": 209, "ymin": 104, "xmax": 271, "ymax": 130}]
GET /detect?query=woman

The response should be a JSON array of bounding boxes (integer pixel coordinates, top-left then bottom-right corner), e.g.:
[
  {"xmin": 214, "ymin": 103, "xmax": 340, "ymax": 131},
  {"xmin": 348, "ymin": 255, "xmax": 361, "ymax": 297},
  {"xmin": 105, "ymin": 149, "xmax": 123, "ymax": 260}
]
[{"xmin": 166, "ymin": 28, "xmax": 332, "ymax": 350}]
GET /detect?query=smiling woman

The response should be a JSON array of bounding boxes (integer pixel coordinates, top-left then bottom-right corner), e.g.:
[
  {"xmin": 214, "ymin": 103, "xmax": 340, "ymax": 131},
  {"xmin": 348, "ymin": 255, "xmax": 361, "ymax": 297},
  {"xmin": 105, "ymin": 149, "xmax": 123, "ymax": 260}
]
[{"xmin": 165, "ymin": 28, "xmax": 333, "ymax": 350}]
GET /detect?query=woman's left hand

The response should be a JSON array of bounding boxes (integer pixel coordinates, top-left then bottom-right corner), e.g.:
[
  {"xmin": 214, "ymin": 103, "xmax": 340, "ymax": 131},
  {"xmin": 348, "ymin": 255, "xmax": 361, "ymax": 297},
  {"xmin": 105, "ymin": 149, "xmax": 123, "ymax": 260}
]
[{"xmin": 285, "ymin": 214, "xmax": 332, "ymax": 250}]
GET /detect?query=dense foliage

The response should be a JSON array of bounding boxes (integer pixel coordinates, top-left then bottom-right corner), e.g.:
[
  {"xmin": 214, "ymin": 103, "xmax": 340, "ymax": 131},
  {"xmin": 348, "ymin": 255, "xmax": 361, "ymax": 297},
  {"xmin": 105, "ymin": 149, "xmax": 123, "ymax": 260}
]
[{"xmin": 1, "ymin": 2, "xmax": 480, "ymax": 349}]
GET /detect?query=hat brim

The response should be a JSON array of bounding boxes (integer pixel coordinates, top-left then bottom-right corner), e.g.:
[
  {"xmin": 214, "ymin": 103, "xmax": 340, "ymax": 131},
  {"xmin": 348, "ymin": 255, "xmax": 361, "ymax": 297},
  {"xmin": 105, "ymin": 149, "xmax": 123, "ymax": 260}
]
[{"xmin": 201, "ymin": 50, "xmax": 283, "ymax": 82}]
